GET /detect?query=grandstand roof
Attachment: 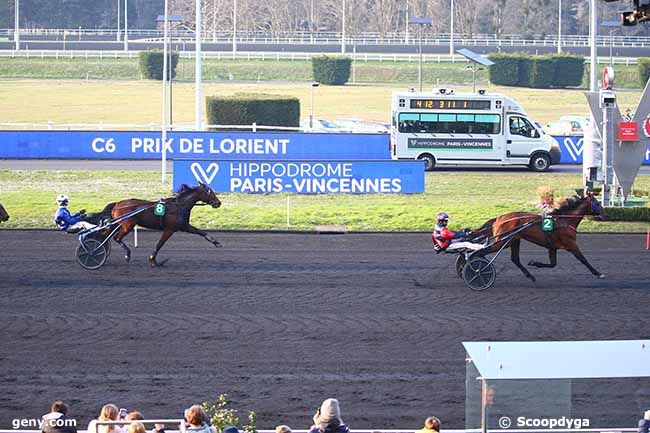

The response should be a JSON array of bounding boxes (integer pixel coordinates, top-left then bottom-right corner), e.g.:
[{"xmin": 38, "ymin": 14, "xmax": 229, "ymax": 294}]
[{"xmin": 463, "ymin": 340, "xmax": 650, "ymax": 380}]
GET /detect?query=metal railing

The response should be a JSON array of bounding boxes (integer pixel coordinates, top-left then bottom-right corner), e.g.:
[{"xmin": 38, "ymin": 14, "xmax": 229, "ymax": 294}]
[{"xmin": 0, "ymin": 50, "xmax": 640, "ymax": 65}]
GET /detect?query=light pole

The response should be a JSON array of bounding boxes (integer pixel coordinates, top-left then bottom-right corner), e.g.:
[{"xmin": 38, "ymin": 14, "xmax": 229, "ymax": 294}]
[
  {"xmin": 341, "ymin": 0, "xmax": 346, "ymax": 53},
  {"xmin": 310, "ymin": 0, "xmax": 315, "ymax": 43},
  {"xmin": 410, "ymin": 17, "xmax": 432, "ymax": 92},
  {"xmin": 161, "ymin": 0, "xmax": 170, "ymax": 184},
  {"xmin": 123, "ymin": 0, "xmax": 129, "ymax": 51},
  {"xmin": 233, "ymin": 0, "xmax": 237, "ymax": 53},
  {"xmin": 117, "ymin": 0, "xmax": 121, "ymax": 42},
  {"xmin": 450, "ymin": 0, "xmax": 454, "ymax": 56},
  {"xmin": 310, "ymin": 82, "xmax": 320, "ymax": 129},
  {"xmin": 589, "ymin": 0, "xmax": 597, "ymax": 92},
  {"xmin": 196, "ymin": 0, "xmax": 203, "ymax": 130},
  {"xmin": 557, "ymin": 0, "xmax": 562, "ymax": 53},
  {"xmin": 14, "ymin": 0, "xmax": 19, "ymax": 51},
  {"xmin": 602, "ymin": 21, "xmax": 620, "ymax": 66},
  {"xmin": 399, "ymin": 1, "xmax": 409, "ymax": 44}
]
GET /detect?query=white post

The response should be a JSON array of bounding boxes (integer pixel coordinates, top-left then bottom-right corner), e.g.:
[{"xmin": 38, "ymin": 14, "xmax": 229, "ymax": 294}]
[
  {"xmin": 405, "ymin": 1, "xmax": 409, "ymax": 44},
  {"xmin": 341, "ymin": 0, "xmax": 346, "ymax": 53},
  {"xmin": 162, "ymin": 0, "xmax": 169, "ymax": 184},
  {"xmin": 123, "ymin": 0, "xmax": 129, "ymax": 51},
  {"xmin": 116, "ymin": 0, "xmax": 121, "ymax": 42},
  {"xmin": 450, "ymin": 0, "xmax": 454, "ymax": 56},
  {"xmin": 134, "ymin": 226, "xmax": 139, "ymax": 247},
  {"xmin": 14, "ymin": 0, "xmax": 19, "ymax": 51},
  {"xmin": 589, "ymin": 0, "xmax": 597, "ymax": 92},
  {"xmin": 232, "ymin": 0, "xmax": 237, "ymax": 53},
  {"xmin": 310, "ymin": 0, "xmax": 315, "ymax": 43},
  {"xmin": 557, "ymin": 0, "xmax": 562, "ymax": 54},
  {"xmin": 195, "ymin": 0, "xmax": 203, "ymax": 130}
]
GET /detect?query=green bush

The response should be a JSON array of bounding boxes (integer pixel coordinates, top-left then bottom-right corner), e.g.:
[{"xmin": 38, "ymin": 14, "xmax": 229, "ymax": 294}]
[
  {"xmin": 528, "ymin": 56, "xmax": 556, "ymax": 88},
  {"xmin": 638, "ymin": 58, "xmax": 650, "ymax": 88},
  {"xmin": 487, "ymin": 54, "xmax": 520, "ymax": 86},
  {"xmin": 138, "ymin": 50, "xmax": 179, "ymax": 80},
  {"xmin": 553, "ymin": 54, "xmax": 584, "ymax": 87},
  {"xmin": 202, "ymin": 394, "xmax": 257, "ymax": 433},
  {"xmin": 603, "ymin": 206, "xmax": 650, "ymax": 222},
  {"xmin": 205, "ymin": 93, "xmax": 300, "ymax": 129},
  {"xmin": 312, "ymin": 55, "xmax": 352, "ymax": 85}
]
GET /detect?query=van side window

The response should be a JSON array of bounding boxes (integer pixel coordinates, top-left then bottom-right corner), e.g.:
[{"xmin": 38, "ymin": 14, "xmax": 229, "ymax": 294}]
[{"xmin": 509, "ymin": 116, "xmax": 539, "ymax": 138}]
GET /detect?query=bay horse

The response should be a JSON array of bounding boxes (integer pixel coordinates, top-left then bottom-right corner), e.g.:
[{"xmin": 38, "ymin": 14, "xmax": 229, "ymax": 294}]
[
  {"xmin": 469, "ymin": 191, "xmax": 605, "ymax": 282},
  {"xmin": 101, "ymin": 182, "xmax": 222, "ymax": 266},
  {"xmin": 0, "ymin": 203, "xmax": 8, "ymax": 223}
]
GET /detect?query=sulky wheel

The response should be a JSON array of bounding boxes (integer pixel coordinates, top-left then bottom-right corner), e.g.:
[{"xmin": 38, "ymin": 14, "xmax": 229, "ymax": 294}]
[
  {"xmin": 462, "ymin": 256, "xmax": 496, "ymax": 291},
  {"xmin": 76, "ymin": 238, "xmax": 108, "ymax": 270},
  {"xmin": 455, "ymin": 255, "xmax": 466, "ymax": 278}
]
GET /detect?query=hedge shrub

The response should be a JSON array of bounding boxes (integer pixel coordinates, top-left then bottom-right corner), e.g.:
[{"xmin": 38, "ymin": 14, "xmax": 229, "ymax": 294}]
[
  {"xmin": 603, "ymin": 206, "xmax": 650, "ymax": 222},
  {"xmin": 138, "ymin": 50, "xmax": 179, "ymax": 80},
  {"xmin": 312, "ymin": 56, "xmax": 352, "ymax": 85},
  {"xmin": 205, "ymin": 93, "xmax": 300, "ymax": 129},
  {"xmin": 488, "ymin": 53, "xmax": 584, "ymax": 88},
  {"xmin": 638, "ymin": 58, "xmax": 650, "ymax": 88}
]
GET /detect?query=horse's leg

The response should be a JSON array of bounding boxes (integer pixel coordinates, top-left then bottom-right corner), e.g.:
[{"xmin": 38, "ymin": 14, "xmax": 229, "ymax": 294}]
[
  {"xmin": 528, "ymin": 248, "xmax": 558, "ymax": 268},
  {"xmin": 568, "ymin": 246, "xmax": 605, "ymax": 279},
  {"xmin": 149, "ymin": 229, "xmax": 175, "ymax": 267},
  {"xmin": 113, "ymin": 220, "xmax": 136, "ymax": 263},
  {"xmin": 183, "ymin": 224, "xmax": 222, "ymax": 248},
  {"xmin": 510, "ymin": 238, "xmax": 536, "ymax": 282}
]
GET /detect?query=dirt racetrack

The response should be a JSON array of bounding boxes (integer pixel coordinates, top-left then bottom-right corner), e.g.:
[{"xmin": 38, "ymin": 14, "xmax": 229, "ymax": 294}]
[{"xmin": 0, "ymin": 230, "xmax": 649, "ymax": 430}]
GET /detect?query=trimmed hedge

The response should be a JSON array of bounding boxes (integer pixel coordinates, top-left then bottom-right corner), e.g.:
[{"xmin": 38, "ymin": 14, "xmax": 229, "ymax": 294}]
[
  {"xmin": 638, "ymin": 58, "xmax": 650, "ymax": 88},
  {"xmin": 488, "ymin": 53, "xmax": 584, "ymax": 88},
  {"xmin": 312, "ymin": 56, "xmax": 352, "ymax": 85},
  {"xmin": 205, "ymin": 93, "xmax": 300, "ymax": 129},
  {"xmin": 603, "ymin": 206, "xmax": 650, "ymax": 222},
  {"xmin": 138, "ymin": 50, "xmax": 179, "ymax": 80}
]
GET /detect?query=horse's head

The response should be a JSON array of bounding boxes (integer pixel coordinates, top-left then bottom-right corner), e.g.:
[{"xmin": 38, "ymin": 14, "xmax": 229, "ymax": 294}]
[
  {"xmin": 581, "ymin": 189, "xmax": 606, "ymax": 220},
  {"xmin": 0, "ymin": 203, "xmax": 9, "ymax": 222},
  {"xmin": 198, "ymin": 182, "xmax": 222, "ymax": 209}
]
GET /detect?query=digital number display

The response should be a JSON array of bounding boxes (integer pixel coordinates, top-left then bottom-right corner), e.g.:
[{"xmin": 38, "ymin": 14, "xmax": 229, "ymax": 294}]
[{"xmin": 409, "ymin": 99, "xmax": 492, "ymax": 110}]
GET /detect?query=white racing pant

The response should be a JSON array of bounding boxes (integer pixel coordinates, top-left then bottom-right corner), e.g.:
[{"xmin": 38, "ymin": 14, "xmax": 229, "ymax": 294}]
[
  {"xmin": 65, "ymin": 221, "xmax": 96, "ymax": 233},
  {"xmin": 446, "ymin": 240, "xmax": 485, "ymax": 253}
]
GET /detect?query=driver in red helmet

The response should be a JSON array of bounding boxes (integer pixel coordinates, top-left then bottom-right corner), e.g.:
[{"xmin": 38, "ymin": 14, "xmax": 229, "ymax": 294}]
[{"xmin": 432, "ymin": 212, "xmax": 483, "ymax": 253}]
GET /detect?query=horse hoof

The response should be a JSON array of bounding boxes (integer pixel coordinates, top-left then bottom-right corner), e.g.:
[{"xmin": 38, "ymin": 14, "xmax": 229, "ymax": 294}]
[
  {"xmin": 527, "ymin": 260, "xmax": 535, "ymax": 267},
  {"xmin": 598, "ymin": 273, "xmax": 605, "ymax": 279},
  {"xmin": 124, "ymin": 254, "xmax": 131, "ymax": 263},
  {"xmin": 213, "ymin": 241, "xmax": 222, "ymax": 248},
  {"xmin": 528, "ymin": 275, "xmax": 536, "ymax": 282}
]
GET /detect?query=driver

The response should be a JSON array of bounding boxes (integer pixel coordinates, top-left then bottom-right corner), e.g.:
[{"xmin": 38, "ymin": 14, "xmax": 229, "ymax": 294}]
[
  {"xmin": 54, "ymin": 194, "xmax": 95, "ymax": 233},
  {"xmin": 432, "ymin": 212, "xmax": 484, "ymax": 253}
]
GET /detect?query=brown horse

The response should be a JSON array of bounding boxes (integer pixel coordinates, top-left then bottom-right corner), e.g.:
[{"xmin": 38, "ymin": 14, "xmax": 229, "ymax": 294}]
[
  {"xmin": 0, "ymin": 203, "xmax": 8, "ymax": 223},
  {"xmin": 469, "ymin": 191, "xmax": 605, "ymax": 282},
  {"xmin": 102, "ymin": 182, "xmax": 222, "ymax": 266}
]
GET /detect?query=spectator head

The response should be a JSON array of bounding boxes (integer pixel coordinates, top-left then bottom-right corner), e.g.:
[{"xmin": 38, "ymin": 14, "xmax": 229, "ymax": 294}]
[
  {"xmin": 486, "ymin": 386, "xmax": 496, "ymax": 407},
  {"xmin": 223, "ymin": 427, "xmax": 239, "ymax": 433},
  {"xmin": 128, "ymin": 423, "xmax": 146, "ymax": 433},
  {"xmin": 275, "ymin": 426, "xmax": 292, "ymax": 433},
  {"xmin": 126, "ymin": 412, "xmax": 144, "ymax": 421},
  {"xmin": 186, "ymin": 405, "xmax": 207, "ymax": 427},
  {"xmin": 313, "ymin": 398, "xmax": 342, "ymax": 426},
  {"xmin": 51, "ymin": 401, "xmax": 68, "ymax": 415},
  {"xmin": 424, "ymin": 417, "xmax": 440, "ymax": 432},
  {"xmin": 99, "ymin": 404, "xmax": 120, "ymax": 421}
]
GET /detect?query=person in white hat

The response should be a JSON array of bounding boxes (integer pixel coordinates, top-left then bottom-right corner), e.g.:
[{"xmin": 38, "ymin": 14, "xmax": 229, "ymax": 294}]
[{"xmin": 309, "ymin": 399, "xmax": 350, "ymax": 433}]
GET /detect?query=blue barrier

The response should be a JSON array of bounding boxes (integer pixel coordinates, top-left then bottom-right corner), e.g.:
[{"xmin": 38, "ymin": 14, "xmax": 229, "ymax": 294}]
[
  {"xmin": 553, "ymin": 135, "xmax": 650, "ymax": 165},
  {"xmin": 0, "ymin": 131, "xmax": 390, "ymax": 160},
  {"xmin": 173, "ymin": 160, "xmax": 425, "ymax": 194}
]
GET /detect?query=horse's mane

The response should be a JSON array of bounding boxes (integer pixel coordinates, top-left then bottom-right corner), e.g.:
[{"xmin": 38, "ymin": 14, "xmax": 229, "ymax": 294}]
[
  {"xmin": 174, "ymin": 184, "xmax": 199, "ymax": 199},
  {"xmin": 551, "ymin": 195, "xmax": 585, "ymax": 214}
]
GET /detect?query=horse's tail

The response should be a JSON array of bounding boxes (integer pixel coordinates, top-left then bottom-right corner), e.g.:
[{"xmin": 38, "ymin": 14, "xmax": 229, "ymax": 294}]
[
  {"xmin": 85, "ymin": 202, "xmax": 117, "ymax": 225},
  {"xmin": 470, "ymin": 217, "xmax": 496, "ymax": 243}
]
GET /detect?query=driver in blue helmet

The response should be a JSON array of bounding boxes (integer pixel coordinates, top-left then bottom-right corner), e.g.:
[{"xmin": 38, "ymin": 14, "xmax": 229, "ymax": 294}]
[
  {"xmin": 432, "ymin": 212, "xmax": 483, "ymax": 253},
  {"xmin": 54, "ymin": 194, "xmax": 95, "ymax": 233}
]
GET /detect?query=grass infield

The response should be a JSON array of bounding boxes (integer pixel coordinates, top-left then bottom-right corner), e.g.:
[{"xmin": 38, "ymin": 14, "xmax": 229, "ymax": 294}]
[{"xmin": 1, "ymin": 170, "xmax": 648, "ymax": 232}]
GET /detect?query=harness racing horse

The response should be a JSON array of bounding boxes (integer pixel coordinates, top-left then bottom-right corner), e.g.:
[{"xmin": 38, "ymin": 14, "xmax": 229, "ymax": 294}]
[
  {"xmin": 102, "ymin": 182, "xmax": 222, "ymax": 266},
  {"xmin": 469, "ymin": 191, "xmax": 604, "ymax": 282},
  {"xmin": 0, "ymin": 203, "xmax": 8, "ymax": 223}
]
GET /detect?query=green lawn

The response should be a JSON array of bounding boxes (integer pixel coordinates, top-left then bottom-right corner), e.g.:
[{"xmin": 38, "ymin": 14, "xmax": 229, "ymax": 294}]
[
  {"xmin": 0, "ymin": 79, "xmax": 644, "ymax": 126},
  {"xmin": 1, "ymin": 170, "xmax": 648, "ymax": 232}
]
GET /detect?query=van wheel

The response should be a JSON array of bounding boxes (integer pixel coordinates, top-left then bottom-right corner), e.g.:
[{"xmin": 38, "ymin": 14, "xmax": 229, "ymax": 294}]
[
  {"xmin": 529, "ymin": 153, "xmax": 551, "ymax": 172},
  {"xmin": 418, "ymin": 154, "xmax": 436, "ymax": 171}
]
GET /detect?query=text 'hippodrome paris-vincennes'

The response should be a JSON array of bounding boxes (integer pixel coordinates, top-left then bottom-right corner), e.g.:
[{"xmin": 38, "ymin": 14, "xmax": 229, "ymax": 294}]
[{"xmin": 131, "ymin": 137, "xmax": 289, "ymax": 154}]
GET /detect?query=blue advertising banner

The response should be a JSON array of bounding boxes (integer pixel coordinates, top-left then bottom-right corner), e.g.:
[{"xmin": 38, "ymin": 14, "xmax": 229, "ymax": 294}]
[
  {"xmin": 553, "ymin": 135, "xmax": 650, "ymax": 165},
  {"xmin": 173, "ymin": 160, "xmax": 425, "ymax": 194},
  {"xmin": 0, "ymin": 131, "xmax": 390, "ymax": 160}
]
